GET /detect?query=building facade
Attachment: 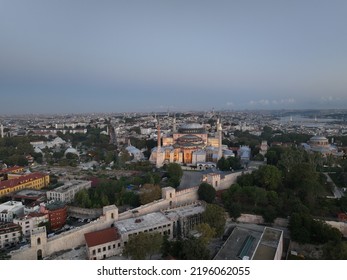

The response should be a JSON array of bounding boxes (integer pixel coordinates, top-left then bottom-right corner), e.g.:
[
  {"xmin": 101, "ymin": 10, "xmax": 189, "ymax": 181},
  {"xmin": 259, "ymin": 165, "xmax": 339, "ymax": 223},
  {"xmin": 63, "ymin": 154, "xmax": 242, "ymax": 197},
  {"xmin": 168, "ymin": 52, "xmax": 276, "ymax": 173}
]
[
  {"xmin": 0, "ymin": 201, "xmax": 24, "ymax": 222},
  {"xmin": 0, "ymin": 172, "xmax": 50, "ymax": 197},
  {"xmin": 84, "ymin": 227, "xmax": 122, "ymax": 260},
  {"xmin": 150, "ymin": 120, "xmax": 231, "ymax": 167},
  {"xmin": 46, "ymin": 180, "xmax": 92, "ymax": 203},
  {"xmin": 0, "ymin": 222, "xmax": 22, "ymax": 249}
]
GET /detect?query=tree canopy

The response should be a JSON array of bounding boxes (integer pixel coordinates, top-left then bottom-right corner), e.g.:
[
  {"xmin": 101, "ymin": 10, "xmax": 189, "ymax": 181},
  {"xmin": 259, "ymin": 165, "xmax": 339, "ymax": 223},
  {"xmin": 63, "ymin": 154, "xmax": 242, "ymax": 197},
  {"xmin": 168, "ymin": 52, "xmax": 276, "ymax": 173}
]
[
  {"xmin": 123, "ymin": 232, "xmax": 163, "ymax": 259},
  {"xmin": 198, "ymin": 182, "xmax": 216, "ymax": 203}
]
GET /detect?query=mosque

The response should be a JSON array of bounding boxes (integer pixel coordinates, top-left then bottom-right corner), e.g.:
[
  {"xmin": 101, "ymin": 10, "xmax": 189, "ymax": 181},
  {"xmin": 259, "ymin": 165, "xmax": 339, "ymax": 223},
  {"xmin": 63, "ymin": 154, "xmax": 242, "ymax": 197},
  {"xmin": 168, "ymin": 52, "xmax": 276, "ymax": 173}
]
[
  {"xmin": 301, "ymin": 135, "xmax": 344, "ymax": 157},
  {"xmin": 149, "ymin": 119, "xmax": 234, "ymax": 168}
]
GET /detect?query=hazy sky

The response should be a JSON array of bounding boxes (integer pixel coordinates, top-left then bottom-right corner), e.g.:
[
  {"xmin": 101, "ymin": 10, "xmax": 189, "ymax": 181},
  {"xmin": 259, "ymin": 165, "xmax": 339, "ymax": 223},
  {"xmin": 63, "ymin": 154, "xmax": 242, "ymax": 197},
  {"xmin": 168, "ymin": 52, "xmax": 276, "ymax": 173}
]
[{"xmin": 1, "ymin": 0, "xmax": 346, "ymax": 114}]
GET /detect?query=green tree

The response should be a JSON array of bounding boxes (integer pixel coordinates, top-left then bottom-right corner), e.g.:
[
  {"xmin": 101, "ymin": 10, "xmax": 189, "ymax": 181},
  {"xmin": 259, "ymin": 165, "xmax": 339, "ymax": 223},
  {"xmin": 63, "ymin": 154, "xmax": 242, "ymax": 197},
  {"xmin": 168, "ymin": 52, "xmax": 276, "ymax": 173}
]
[
  {"xmin": 202, "ymin": 204, "xmax": 226, "ymax": 237},
  {"xmin": 194, "ymin": 223, "xmax": 216, "ymax": 245},
  {"xmin": 198, "ymin": 182, "xmax": 216, "ymax": 203},
  {"xmin": 124, "ymin": 232, "xmax": 163, "ymax": 259},
  {"xmin": 139, "ymin": 184, "xmax": 161, "ymax": 205},
  {"xmin": 217, "ymin": 157, "xmax": 230, "ymax": 171},
  {"xmin": 254, "ymin": 165, "xmax": 282, "ymax": 190},
  {"xmin": 167, "ymin": 163, "xmax": 183, "ymax": 182}
]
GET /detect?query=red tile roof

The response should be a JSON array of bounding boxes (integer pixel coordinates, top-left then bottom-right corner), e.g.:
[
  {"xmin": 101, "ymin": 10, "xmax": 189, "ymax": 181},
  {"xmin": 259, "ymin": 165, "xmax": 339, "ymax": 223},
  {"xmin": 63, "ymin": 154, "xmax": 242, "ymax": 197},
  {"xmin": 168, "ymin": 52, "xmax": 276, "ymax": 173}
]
[
  {"xmin": 0, "ymin": 166, "xmax": 23, "ymax": 173},
  {"xmin": 84, "ymin": 227, "xmax": 120, "ymax": 248},
  {"xmin": 0, "ymin": 172, "xmax": 47, "ymax": 190}
]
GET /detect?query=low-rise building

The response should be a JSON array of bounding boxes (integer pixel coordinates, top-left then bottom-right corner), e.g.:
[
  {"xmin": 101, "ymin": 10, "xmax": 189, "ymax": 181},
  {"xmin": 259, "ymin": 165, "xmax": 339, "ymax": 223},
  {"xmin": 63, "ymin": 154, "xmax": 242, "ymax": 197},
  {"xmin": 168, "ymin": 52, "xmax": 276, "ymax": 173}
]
[
  {"xmin": 0, "ymin": 222, "xmax": 22, "ymax": 249},
  {"xmin": 0, "ymin": 201, "xmax": 24, "ymax": 222},
  {"xmin": 0, "ymin": 172, "xmax": 50, "ymax": 197},
  {"xmin": 214, "ymin": 225, "xmax": 283, "ymax": 260},
  {"xmin": 40, "ymin": 201, "xmax": 67, "ymax": 231},
  {"xmin": 114, "ymin": 212, "xmax": 173, "ymax": 244},
  {"xmin": 84, "ymin": 227, "xmax": 121, "ymax": 260},
  {"xmin": 162, "ymin": 203, "xmax": 205, "ymax": 238},
  {"xmin": 13, "ymin": 213, "xmax": 49, "ymax": 237},
  {"xmin": 46, "ymin": 180, "xmax": 92, "ymax": 203}
]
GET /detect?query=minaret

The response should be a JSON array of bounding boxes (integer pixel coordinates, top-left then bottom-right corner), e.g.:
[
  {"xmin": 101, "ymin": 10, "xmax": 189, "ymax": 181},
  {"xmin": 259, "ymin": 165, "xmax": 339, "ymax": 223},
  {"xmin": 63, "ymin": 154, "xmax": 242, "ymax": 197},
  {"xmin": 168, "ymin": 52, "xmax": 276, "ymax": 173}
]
[
  {"xmin": 0, "ymin": 124, "xmax": 3, "ymax": 138},
  {"xmin": 156, "ymin": 120, "xmax": 163, "ymax": 168},
  {"xmin": 217, "ymin": 118, "xmax": 223, "ymax": 160},
  {"xmin": 173, "ymin": 115, "xmax": 177, "ymax": 133}
]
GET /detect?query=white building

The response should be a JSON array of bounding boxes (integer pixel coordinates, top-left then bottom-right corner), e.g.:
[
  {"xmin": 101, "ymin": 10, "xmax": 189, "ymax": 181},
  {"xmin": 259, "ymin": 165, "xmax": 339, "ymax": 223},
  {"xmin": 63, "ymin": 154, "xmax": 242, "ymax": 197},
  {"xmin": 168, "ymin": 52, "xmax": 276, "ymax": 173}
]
[
  {"xmin": 13, "ymin": 213, "xmax": 49, "ymax": 237},
  {"xmin": 114, "ymin": 212, "xmax": 173, "ymax": 244},
  {"xmin": 0, "ymin": 222, "xmax": 22, "ymax": 249},
  {"xmin": 46, "ymin": 180, "xmax": 92, "ymax": 203},
  {"xmin": 0, "ymin": 201, "xmax": 24, "ymax": 222}
]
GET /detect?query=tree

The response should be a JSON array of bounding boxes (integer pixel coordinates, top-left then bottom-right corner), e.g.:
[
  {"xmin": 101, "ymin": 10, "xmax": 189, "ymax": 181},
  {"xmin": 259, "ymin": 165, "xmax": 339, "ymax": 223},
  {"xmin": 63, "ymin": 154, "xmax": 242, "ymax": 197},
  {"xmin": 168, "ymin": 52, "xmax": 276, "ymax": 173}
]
[
  {"xmin": 198, "ymin": 182, "xmax": 216, "ymax": 203},
  {"xmin": 194, "ymin": 223, "xmax": 216, "ymax": 245},
  {"xmin": 167, "ymin": 163, "xmax": 183, "ymax": 188},
  {"xmin": 179, "ymin": 237, "xmax": 210, "ymax": 260},
  {"xmin": 217, "ymin": 157, "xmax": 230, "ymax": 171},
  {"xmin": 254, "ymin": 165, "xmax": 282, "ymax": 190},
  {"xmin": 123, "ymin": 232, "xmax": 163, "ymax": 259},
  {"xmin": 163, "ymin": 237, "xmax": 210, "ymax": 260},
  {"xmin": 139, "ymin": 184, "xmax": 161, "ymax": 205},
  {"xmin": 202, "ymin": 204, "xmax": 226, "ymax": 237}
]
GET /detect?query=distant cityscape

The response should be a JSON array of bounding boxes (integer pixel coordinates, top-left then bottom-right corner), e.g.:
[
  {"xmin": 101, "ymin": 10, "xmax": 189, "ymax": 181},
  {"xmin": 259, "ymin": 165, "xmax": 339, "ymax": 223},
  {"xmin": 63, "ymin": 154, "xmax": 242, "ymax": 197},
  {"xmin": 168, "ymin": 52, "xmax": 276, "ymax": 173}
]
[{"xmin": 0, "ymin": 108, "xmax": 346, "ymax": 260}]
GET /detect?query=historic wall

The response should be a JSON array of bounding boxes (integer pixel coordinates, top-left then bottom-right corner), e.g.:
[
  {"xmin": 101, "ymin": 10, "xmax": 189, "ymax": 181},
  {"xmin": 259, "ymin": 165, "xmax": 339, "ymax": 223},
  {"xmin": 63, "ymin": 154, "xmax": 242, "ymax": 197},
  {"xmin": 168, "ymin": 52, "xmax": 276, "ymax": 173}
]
[
  {"xmin": 10, "ymin": 186, "xmax": 199, "ymax": 260},
  {"xmin": 67, "ymin": 206, "xmax": 103, "ymax": 219}
]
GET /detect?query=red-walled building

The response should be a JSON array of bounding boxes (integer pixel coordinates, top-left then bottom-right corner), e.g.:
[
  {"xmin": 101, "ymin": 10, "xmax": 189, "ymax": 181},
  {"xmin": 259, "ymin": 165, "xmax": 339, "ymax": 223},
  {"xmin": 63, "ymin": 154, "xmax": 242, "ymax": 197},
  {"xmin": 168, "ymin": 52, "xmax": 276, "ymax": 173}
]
[{"xmin": 40, "ymin": 202, "xmax": 67, "ymax": 231}]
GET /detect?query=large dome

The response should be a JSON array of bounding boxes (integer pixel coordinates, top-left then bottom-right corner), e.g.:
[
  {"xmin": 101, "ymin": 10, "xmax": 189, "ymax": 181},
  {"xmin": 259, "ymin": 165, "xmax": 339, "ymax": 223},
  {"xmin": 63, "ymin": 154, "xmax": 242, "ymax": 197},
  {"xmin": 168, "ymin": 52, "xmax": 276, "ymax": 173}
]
[
  {"xmin": 309, "ymin": 135, "xmax": 329, "ymax": 147},
  {"xmin": 175, "ymin": 135, "xmax": 205, "ymax": 149},
  {"xmin": 178, "ymin": 123, "xmax": 205, "ymax": 134}
]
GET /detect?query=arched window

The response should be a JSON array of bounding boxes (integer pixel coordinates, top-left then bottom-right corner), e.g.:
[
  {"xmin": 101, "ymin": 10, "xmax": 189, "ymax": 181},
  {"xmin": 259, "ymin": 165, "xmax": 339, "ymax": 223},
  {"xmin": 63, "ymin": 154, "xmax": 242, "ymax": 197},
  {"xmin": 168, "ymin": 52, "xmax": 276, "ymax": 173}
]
[{"xmin": 37, "ymin": 237, "xmax": 41, "ymax": 245}]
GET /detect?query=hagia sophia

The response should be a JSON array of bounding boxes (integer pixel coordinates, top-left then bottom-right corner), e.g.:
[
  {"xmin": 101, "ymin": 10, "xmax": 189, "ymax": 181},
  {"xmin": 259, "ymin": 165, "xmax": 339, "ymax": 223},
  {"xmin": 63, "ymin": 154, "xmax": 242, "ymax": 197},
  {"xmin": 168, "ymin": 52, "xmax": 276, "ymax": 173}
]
[{"xmin": 149, "ymin": 119, "xmax": 235, "ymax": 168}]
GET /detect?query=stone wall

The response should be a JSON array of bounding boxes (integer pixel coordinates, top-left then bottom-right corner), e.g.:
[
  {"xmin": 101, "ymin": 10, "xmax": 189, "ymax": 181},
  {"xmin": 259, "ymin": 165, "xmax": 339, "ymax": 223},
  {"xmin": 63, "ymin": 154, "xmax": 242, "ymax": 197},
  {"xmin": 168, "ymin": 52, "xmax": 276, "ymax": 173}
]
[
  {"xmin": 10, "ymin": 186, "xmax": 200, "ymax": 260},
  {"xmin": 67, "ymin": 206, "xmax": 103, "ymax": 219}
]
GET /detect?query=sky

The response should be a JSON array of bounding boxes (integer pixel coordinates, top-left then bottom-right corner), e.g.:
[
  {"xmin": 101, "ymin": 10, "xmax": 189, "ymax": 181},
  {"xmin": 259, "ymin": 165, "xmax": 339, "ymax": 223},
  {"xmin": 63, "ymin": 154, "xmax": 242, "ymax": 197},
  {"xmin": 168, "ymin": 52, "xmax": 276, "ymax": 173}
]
[{"xmin": 0, "ymin": 0, "xmax": 347, "ymax": 114}]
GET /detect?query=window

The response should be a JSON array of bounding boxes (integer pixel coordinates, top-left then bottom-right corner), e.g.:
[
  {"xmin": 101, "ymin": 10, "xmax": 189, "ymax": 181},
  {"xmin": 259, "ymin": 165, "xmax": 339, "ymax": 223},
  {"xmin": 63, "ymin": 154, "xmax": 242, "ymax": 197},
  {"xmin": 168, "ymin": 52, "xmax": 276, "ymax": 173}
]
[
  {"xmin": 103, "ymin": 247, "xmax": 106, "ymax": 252},
  {"xmin": 98, "ymin": 248, "xmax": 101, "ymax": 253},
  {"xmin": 108, "ymin": 245, "xmax": 111, "ymax": 250},
  {"xmin": 92, "ymin": 250, "xmax": 96, "ymax": 255}
]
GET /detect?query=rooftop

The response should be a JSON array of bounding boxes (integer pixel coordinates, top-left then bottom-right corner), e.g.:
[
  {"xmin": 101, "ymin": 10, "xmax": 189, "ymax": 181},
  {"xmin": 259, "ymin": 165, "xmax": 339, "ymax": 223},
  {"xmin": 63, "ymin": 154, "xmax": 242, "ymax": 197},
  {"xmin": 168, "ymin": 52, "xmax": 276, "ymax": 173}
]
[
  {"xmin": 49, "ymin": 180, "xmax": 91, "ymax": 193},
  {"xmin": 84, "ymin": 227, "xmax": 120, "ymax": 248},
  {"xmin": 114, "ymin": 212, "xmax": 171, "ymax": 234},
  {"xmin": 163, "ymin": 204, "xmax": 205, "ymax": 221},
  {"xmin": 252, "ymin": 227, "xmax": 283, "ymax": 260},
  {"xmin": 214, "ymin": 226, "xmax": 263, "ymax": 260},
  {"xmin": 0, "ymin": 172, "xmax": 48, "ymax": 190}
]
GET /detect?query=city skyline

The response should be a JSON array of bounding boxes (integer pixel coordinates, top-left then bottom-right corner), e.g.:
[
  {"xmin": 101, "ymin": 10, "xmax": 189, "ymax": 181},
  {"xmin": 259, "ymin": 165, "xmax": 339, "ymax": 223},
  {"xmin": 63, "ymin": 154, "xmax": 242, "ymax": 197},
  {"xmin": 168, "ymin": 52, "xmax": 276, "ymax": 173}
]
[{"xmin": 1, "ymin": 0, "xmax": 347, "ymax": 114}]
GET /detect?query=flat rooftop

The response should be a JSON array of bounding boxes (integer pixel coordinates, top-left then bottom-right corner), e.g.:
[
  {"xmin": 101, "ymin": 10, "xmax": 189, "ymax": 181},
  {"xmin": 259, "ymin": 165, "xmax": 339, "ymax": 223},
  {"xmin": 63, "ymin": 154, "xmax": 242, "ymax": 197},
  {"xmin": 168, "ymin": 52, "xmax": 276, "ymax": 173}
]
[
  {"xmin": 214, "ymin": 226, "xmax": 262, "ymax": 260},
  {"xmin": 50, "ymin": 180, "xmax": 91, "ymax": 193},
  {"xmin": 114, "ymin": 212, "xmax": 171, "ymax": 234},
  {"xmin": 13, "ymin": 189, "xmax": 45, "ymax": 197},
  {"xmin": 163, "ymin": 204, "xmax": 205, "ymax": 221},
  {"xmin": 252, "ymin": 227, "xmax": 283, "ymax": 260},
  {"xmin": 214, "ymin": 225, "xmax": 283, "ymax": 260}
]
